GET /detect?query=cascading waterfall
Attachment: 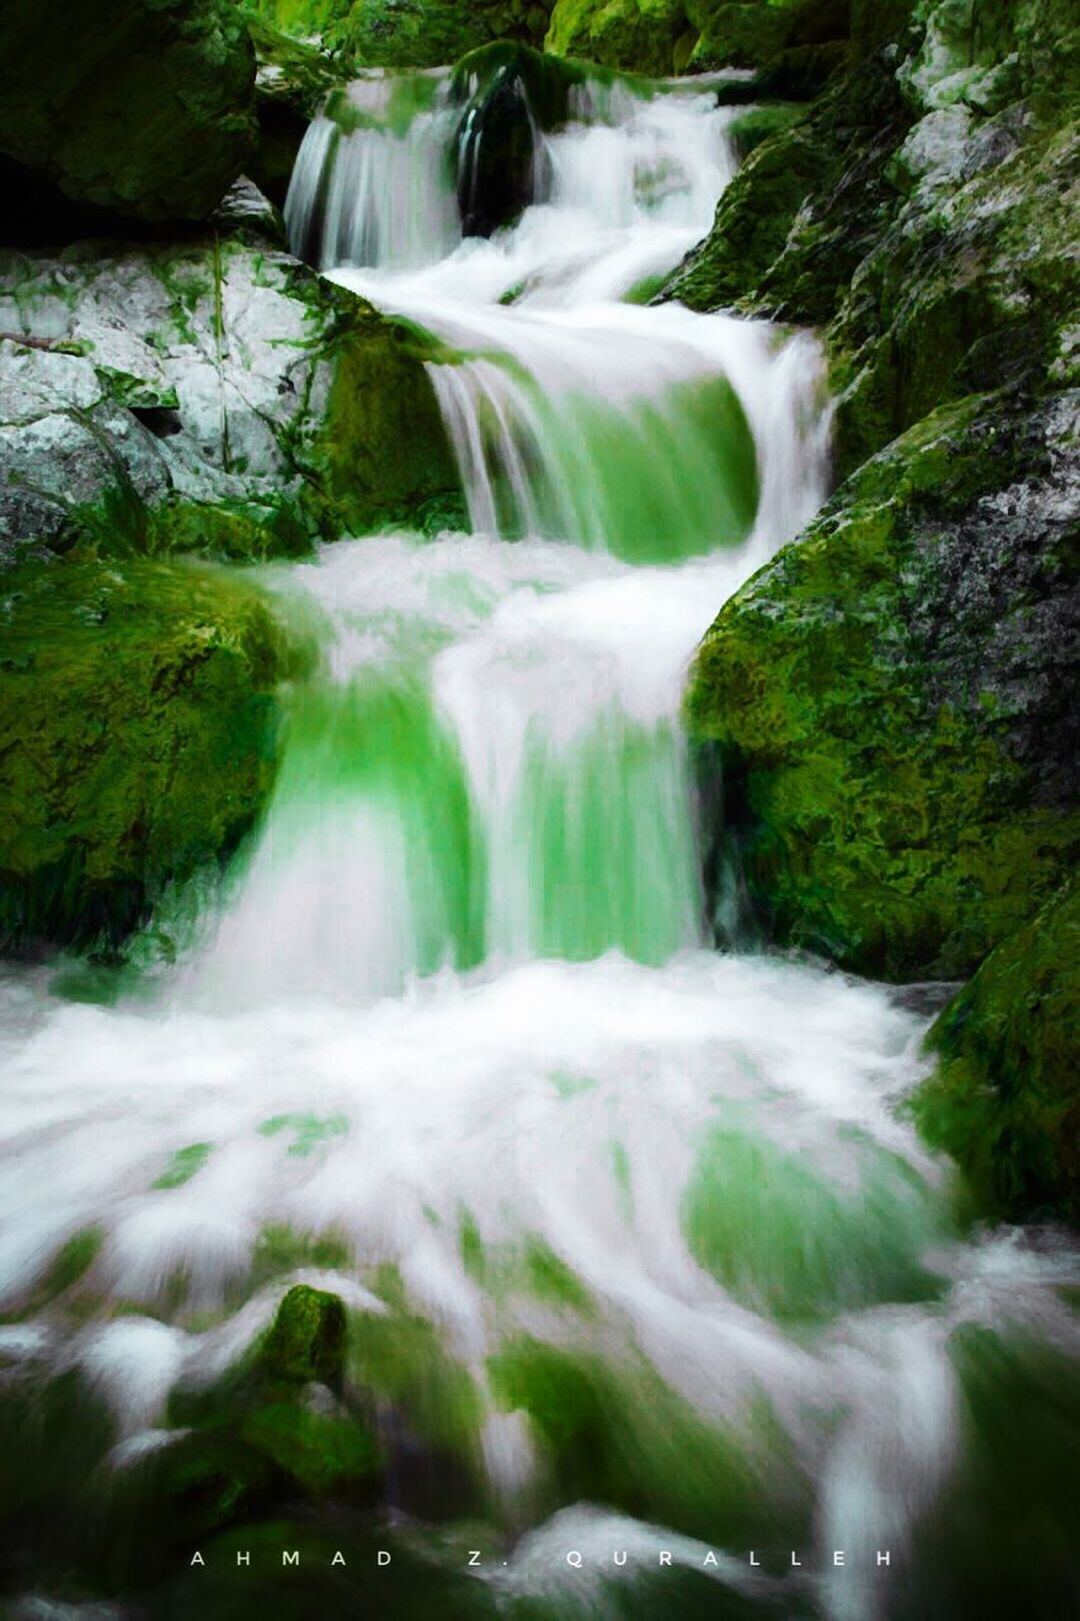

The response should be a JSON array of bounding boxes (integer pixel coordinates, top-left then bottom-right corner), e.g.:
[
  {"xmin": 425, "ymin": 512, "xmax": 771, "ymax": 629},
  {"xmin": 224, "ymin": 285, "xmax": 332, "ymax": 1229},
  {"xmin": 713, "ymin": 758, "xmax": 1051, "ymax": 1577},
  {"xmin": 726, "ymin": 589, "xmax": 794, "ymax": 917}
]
[
  {"xmin": 1, "ymin": 62, "xmax": 1076, "ymax": 1621},
  {"xmin": 285, "ymin": 72, "xmax": 461, "ymax": 268}
]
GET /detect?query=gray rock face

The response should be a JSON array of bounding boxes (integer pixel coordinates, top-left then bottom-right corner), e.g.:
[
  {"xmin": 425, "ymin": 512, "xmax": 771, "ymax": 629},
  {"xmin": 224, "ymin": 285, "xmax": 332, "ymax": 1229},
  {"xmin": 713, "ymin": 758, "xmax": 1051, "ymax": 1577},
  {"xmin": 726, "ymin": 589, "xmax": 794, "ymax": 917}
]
[
  {"xmin": 0, "ymin": 345, "xmax": 172, "ymax": 561},
  {"xmin": 0, "ymin": 187, "xmax": 461, "ymax": 564}
]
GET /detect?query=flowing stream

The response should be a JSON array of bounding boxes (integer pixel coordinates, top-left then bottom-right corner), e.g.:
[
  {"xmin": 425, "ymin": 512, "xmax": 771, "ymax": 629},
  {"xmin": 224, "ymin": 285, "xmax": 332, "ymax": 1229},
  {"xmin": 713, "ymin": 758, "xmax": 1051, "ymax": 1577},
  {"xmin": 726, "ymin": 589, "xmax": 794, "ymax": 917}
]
[{"xmin": 1, "ymin": 67, "xmax": 1077, "ymax": 1620}]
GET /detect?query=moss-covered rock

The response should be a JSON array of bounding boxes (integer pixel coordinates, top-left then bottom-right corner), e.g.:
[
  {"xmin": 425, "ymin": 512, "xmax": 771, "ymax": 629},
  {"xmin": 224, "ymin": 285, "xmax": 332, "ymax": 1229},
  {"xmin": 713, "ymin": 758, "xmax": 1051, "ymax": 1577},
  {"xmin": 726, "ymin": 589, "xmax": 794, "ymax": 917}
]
[
  {"xmin": 451, "ymin": 42, "xmax": 597, "ymax": 235},
  {"xmin": 161, "ymin": 1285, "xmax": 378, "ymax": 1517},
  {"xmin": 685, "ymin": 392, "xmax": 1080, "ymax": 981},
  {"xmin": 0, "ymin": 0, "xmax": 256, "ymax": 222},
  {"xmin": 0, "ymin": 556, "xmax": 300, "ymax": 953},
  {"xmin": 546, "ymin": 0, "xmax": 692, "ymax": 76},
  {"xmin": 245, "ymin": 15, "xmax": 351, "ymax": 207},
  {"xmin": 262, "ymin": 1284, "xmax": 347, "ymax": 1384},
  {"xmin": 545, "ymin": 0, "xmax": 852, "ymax": 79},
  {"xmin": 243, "ymin": 0, "xmax": 556, "ymax": 62},
  {"xmin": 686, "ymin": 2, "xmax": 793, "ymax": 72},
  {"xmin": 239, "ymin": 0, "xmax": 357, "ymax": 34},
  {"xmin": 0, "ymin": 204, "xmax": 461, "ymax": 565},
  {"xmin": 680, "ymin": 0, "xmax": 1079, "ymax": 983},
  {"xmin": 911, "ymin": 882, "xmax": 1080, "ymax": 1223},
  {"xmin": 669, "ymin": 1, "xmax": 1078, "ymax": 473},
  {"xmin": 667, "ymin": 36, "xmax": 913, "ymax": 325},
  {"xmin": 346, "ymin": 0, "xmax": 555, "ymax": 67}
]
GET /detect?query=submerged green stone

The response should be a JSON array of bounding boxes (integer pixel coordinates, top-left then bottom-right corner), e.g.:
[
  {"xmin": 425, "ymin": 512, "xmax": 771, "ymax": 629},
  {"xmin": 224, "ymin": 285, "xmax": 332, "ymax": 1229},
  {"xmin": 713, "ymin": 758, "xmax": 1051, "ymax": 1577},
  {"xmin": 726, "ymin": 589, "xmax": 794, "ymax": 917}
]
[
  {"xmin": 684, "ymin": 1122, "xmax": 948, "ymax": 1319},
  {"xmin": 154, "ymin": 1143, "xmax": 215, "ymax": 1189}
]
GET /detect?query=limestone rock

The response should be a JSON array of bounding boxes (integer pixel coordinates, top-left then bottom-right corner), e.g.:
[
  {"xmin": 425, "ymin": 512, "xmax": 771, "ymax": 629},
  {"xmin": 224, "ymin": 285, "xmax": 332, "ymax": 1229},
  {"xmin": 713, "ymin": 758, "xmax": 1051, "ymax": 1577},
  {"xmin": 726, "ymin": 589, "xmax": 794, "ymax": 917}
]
[{"xmin": 0, "ymin": 202, "xmax": 461, "ymax": 565}]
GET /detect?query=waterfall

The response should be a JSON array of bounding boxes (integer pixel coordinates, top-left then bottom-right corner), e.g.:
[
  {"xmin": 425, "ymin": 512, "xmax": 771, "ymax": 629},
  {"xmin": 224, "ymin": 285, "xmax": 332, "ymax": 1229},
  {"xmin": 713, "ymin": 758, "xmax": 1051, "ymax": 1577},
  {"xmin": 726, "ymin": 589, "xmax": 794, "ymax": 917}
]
[
  {"xmin": 284, "ymin": 72, "xmax": 460, "ymax": 269},
  {"xmin": 2, "ymin": 60, "xmax": 1075, "ymax": 1621}
]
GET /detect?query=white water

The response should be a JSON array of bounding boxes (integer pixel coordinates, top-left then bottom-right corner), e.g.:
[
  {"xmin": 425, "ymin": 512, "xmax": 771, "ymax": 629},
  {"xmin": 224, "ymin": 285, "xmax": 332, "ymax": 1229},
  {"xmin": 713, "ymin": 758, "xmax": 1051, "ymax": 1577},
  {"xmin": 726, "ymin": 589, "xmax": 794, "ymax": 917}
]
[{"xmin": 2, "ymin": 68, "xmax": 1078, "ymax": 1617}]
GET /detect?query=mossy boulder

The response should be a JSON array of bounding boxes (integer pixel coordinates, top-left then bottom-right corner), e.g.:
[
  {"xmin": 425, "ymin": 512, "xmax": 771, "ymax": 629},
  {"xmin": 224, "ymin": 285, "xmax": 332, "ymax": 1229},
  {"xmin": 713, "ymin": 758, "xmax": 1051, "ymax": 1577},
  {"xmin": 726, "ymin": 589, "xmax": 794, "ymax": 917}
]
[
  {"xmin": 667, "ymin": 36, "xmax": 913, "ymax": 324},
  {"xmin": 669, "ymin": 0, "xmax": 1077, "ymax": 474},
  {"xmin": 344, "ymin": 0, "xmax": 556, "ymax": 67},
  {"xmin": 161, "ymin": 1285, "xmax": 378, "ymax": 1523},
  {"xmin": 545, "ymin": 0, "xmax": 851, "ymax": 79},
  {"xmin": 0, "ymin": 205, "xmax": 461, "ymax": 566},
  {"xmin": 244, "ymin": 15, "xmax": 351, "ymax": 207},
  {"xmin": 0, "ymin": 0, "xmax": 256, "ymax": 222},
  {"xmin": 685, "ymin": 392, "xmax": 1080, "ymax": 981},
  {"xmin": 679, "ymin": 0, "xmax": 1079, "ymax": 983},
  {"xmin": 261, "ymin": 1284, "xmax": 347, "ymax": 1385},
  {"xmin": 911, "ymin": 883, "xmax": 1080, "ymax": 1224},
  {"xmin": 0, "ymin": 556, "xmax": 300, "ymax": 953},
  {"xmin": 686, "ymin": 3, "xmax": 793, "ymax": 72},
  {"xmin": 238, "ymin": 0, "xmax": 357, "ymax": 34},
  {"xmin": 545, "ymin": 0, "xmax": 693, "ymax": 76}
]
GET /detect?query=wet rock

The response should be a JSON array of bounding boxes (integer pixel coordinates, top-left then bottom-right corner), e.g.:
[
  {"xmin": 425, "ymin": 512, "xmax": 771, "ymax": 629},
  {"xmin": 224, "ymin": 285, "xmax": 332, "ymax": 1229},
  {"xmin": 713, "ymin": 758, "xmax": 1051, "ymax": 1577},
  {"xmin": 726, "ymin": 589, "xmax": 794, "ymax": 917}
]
[
  {"xmin": 0, "ymin": 557, "xmax": 302, "ymax": 953},
  {"xmin": 0, "ymin": 200, "xmax": 461, "ymax": 566},
  {"xmin": 685, "ymin": 393, "xmax": 1080, "ymax": 981},
  {"xmin": 546, "ymin": 0, "xmax": 853, "ymax": 81},
  {"xmin": 244, "ymin": 15, "xmax": 351, "ymax": 208},
  {"xmin": 680, "ymin": 0, "xmax": 1079, "ymax": 983},
  {"xmin": 152, "ymin": 1285, "xmax": 378, "ymax": 1541},
  {"xmin": 345, "ymin": 0, "xmax": 555, "ymax": 67},
  {"xmin": 546, "ymin": 0, "xmax": 692, "ymax": 76},
  {"xmin": 262, "ymin": 1284, "xmax": 347, "ymax": 1386},
  {"xmin": 912, "ymin": 880, "xmax": 1080, "ymax": 1222},
  {"xmin": 0, "ymin": 0, "xmax": 257, "ymax": 222},
  {"xmin": 451, "ymin": 42, "xmax": 591, "ymax": 235}
]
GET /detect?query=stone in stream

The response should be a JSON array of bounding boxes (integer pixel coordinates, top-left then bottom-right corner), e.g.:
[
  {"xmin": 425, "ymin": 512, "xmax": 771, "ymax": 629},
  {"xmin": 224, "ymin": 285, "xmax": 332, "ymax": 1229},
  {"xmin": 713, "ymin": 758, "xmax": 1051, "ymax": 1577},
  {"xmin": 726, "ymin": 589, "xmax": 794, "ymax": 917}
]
[
  {"xmin": 165, "ymin": 1284, "xmax": 377, "ymax": 1506},
  {"xmin": 451, "ymin": 41, "xmax": 593, "ymax": 236}
]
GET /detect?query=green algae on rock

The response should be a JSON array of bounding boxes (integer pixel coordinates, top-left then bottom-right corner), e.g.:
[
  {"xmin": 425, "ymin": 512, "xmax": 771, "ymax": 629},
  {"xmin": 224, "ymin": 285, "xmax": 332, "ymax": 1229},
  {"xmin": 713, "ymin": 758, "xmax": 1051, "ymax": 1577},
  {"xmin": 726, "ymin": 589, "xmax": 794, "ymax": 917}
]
[
  {"xmin": 680, "ymin": 0, "xmax": 1080, "ymax": 983},
  {"xmin": 244, "ymin": 15, "xmax": 352, "ymax": 206},
  {"xmin": 0, "ymin": 0, "xmax": 257, "ymax": 222},
  {"xmin": 545, "ymin": 0, "xmax": 694, "ymax": 76},
  {"xmin": 544, "ymin": 0, "xmax": 852, "ymax": 80},
  {"xmin": 346, "ymin": 0, "xmax": 555, "ymax": 66},
  {"xmin": 0, "ymin": 557, "xmax": 300, "ymax": 953},
  {"xmin": 262, "ymin": 1284, "xmax": 348, "ymax": 1384},
  {"xmin": 450, "ymin": 43, "xmax": 610, "ymax": 234},
  {"xmin": 685, "ymin": 392, "xmax": 1080, "ymax": 981},
  {"xmin": 241, "ymin": 0, "xmax": 556, "ymax": 61},
  {"xmin": 668, "ymin": 0, "xmax": 1079, "ymax": 474},
  {"xmin": 912, "ymin": 882, "xmax": 1080, "ymax": 1224}
]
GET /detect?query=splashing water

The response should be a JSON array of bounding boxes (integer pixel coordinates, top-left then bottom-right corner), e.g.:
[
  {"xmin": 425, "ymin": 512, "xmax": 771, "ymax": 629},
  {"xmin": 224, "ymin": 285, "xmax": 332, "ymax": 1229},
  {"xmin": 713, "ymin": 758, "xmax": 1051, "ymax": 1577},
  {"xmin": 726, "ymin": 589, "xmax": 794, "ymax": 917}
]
[{"xmin": 2, "ymin": 65, "xmax": 1078, "ymax": 1621}]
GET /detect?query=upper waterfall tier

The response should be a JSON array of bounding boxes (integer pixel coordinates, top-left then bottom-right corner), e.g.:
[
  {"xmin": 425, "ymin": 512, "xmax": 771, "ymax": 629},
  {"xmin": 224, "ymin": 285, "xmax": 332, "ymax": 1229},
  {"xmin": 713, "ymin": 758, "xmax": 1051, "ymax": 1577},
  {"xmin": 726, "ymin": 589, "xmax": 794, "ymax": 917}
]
[{"xmin": 286, "ymin": 65, "xmax": 829, "ymax": 564}]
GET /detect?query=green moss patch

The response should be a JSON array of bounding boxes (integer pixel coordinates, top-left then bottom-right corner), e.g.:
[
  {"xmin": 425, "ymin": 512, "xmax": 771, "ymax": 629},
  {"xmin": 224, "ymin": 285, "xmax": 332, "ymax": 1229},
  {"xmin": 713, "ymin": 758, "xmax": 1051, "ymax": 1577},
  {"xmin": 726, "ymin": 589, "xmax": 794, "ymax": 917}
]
[{"xmin": 911, "ymin": 881, "xmax": 1080, "ymax": 1223}]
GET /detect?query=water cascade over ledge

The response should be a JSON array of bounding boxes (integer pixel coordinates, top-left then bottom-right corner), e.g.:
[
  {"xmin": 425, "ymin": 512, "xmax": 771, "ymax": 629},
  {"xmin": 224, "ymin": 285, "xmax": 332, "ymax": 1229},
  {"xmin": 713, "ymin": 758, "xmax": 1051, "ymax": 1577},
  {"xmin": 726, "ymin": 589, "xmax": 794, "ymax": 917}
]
[{"xmin": 1, "ymin": 59, "xmax": 1077, "ymax": 1621}]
